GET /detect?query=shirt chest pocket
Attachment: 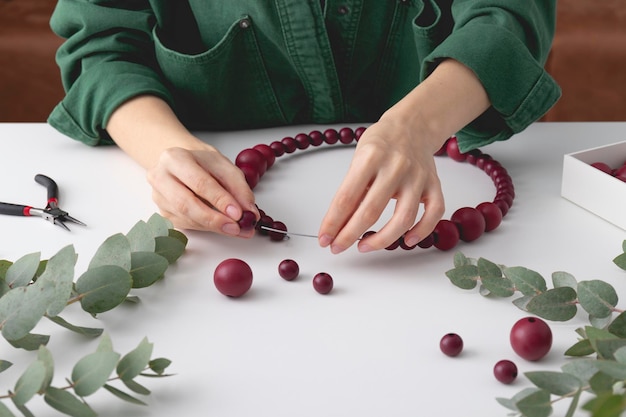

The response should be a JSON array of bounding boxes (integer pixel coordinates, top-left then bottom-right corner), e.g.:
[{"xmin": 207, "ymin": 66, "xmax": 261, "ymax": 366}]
[{"xmin": 153, "ymin": 16, "xmax": 287, "ymax": 129}]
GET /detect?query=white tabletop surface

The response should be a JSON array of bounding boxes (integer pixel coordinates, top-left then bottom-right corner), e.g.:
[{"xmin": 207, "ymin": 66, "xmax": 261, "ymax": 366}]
[{"xmin": 1, "ymin": 122, "xmax": 625, "ymax": 417}]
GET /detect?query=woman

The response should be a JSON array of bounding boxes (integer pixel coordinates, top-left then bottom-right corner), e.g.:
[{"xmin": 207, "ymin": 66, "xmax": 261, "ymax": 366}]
[{"xmin": 48, "ymin": 0, "xmax": 560, "ymax": 253}]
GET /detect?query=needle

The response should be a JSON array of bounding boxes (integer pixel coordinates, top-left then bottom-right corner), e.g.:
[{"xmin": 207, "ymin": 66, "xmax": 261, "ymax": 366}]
[{"xmin": 259, "ymin": 225, "xmax": 318, "ymax": 239}]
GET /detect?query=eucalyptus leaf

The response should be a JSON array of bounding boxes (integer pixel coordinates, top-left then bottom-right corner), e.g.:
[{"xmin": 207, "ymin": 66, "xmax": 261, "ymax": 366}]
[
  {"xmin": 5, "ymin": 252, "xmax": 40, "ymax": 288},
  {"xmin": 578, "ymin": 280, "xmax": 618, "ymax": 319},
  {"xmin": 581, "ymin": 392, "xmax": 626, "ymax": 417},
  {"xmin": 477, "ymin": 257, "xmax": 503, "ymax": 279},
  {"xmin": 123, "ymin": 379, "xmax": 151, "ymax": 395},
  {"xmin": 46, "ymin": 315, "xmax": 103, "ymax": 337},
  {"xmin": 148, "ymin": 358, "xmax": 172, "ymax": 375},
  {"xmin": 7, "ymin": 334, "xmax": 50, "ymax": 351},
  {"xmin": 608, "ymin": 311, "xmax": 626, "ymax": 338},
  {"xmin": 0, "ymin": 401, "xmax": 16, "ymax": 417},
  {"xmin": 155, "ymin": 236, "xmax": 186, "ymax": 264},
  {"xmin": 0, "ymin": 260, "xmax": 12, "ymax": 281},
  {"xmin": 552, "ymin": 271, "xmax": 577, "ymax": 289},
  {"xmin": 515, "ymin": 388, "xmax": 552, "ymax": 417},
  {"xmin": 168, "ymin": 228, "xmax": 188, "ymax": 247},
  {"xmin": 452, "ymin": 251, "xmax": 470, "ymax": 268},
  {"xmin": 13, "ymin": 360, "xmax": 46, "ymax": 406},
  {"xmin": 37, "ymin": 345, "xmax": 54, "ymax": 392},
  {"xmin": 478, "ymin": 285, "xmax": 490, "ymax": 297},
  {"xmin": 103, "ymin": 384, "xmax": 147, "ymax": 406},
  {"xmin": 88, "ymin": 233, "xmax": 131, "ymax": 271},
  {"xmin": 595, "ymin": 339, "xmax": 626, "ymax": 360},
  {"xmin": 72, "ymin": 350, "xmax": 121, "ymax": 397},
  {"xmin": 590, "ymin": 314, "xmax": 613, "ymax": 330},
  {"xmin": 0, "ymin": 286, "xmax": 48, "ymax": 341},
  {"xmin": 0, "ymin": 360, "xmax": 12, "ymax": 373},
  {"xmin": 480, "ymin": 274, "xmax": 515, "ymax": 297},
  {"xmin": 75, "ymin": 265, "xmax": 133, "ymax": 314},
  {"xmin": 34, "ymin": 245, "xmax": 77, "ymax": 317},
  {"xmin": 564, "ymin": 339, "xmax": 595, "ymax": 357},
  {"xmin": 592, "ymin": 360, "xmax": 626, "ymax": 380},
  {"xmin": 130, "ymin": 252, "xmax": 168, "ymax": 289},
  {"xmin": 147, "ymin": 213, "xmax": 172, "ymax": 238},
  {"xmin": 561, "ymin": 359, "xmax": 599, "ymax": 386},
  {"xmin": 512, "ymin": 295, "xmax": 534, "ymax": 311},
  {"xmin": 117, "ymin": 337, "xmax": 153, "ymax": 381},
  {"xmin": 504, "ymin": 266, "xmax": 548, "ymax": 296},
  {"xmin": 588, "ymin": 371, "xmax": 616, "ymax": 395},
  {"xmin": 444, "ymin": 264, "xmax": 478, "ymax": 290},
  {"xmin": 495, "ymin": 396, "xmax": 517, "ymax": 411},
  {"xmin": 97, "ymin": 333, "xmax": 114, "ymax": 353},
  {"xmin": 44, "ymin": 387, "xmax": 97, "ymax": 417},
  {"xmin": 564, "ymin": 390, "xmax": 581, "ymax": 417},
  {"xmin": 9, "ymin": 398, "xmax": 33, "ymax": 417},
  {"xmin": 524, "ymin": 371, "xmax": 582, "ymax": 396},
  {"xmin": 126, "ymin": 220, "xmax": 155, "ymax": 252},
  {"xmin": 613, "ymin": 346, "xmax": 626, "ymax": 364},
  {"xmin": 613, "ymin": 252, "xmax": 626, "ymax": 271},
  {"xmin": 526, "ymin": 287, "xmax": 578, "ymax": 321}
]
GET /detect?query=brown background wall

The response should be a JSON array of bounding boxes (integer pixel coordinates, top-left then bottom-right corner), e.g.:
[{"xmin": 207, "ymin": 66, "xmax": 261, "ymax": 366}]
[{"xmin": 0, "ymin": 0, "xmax": 624, "ymax": 123}]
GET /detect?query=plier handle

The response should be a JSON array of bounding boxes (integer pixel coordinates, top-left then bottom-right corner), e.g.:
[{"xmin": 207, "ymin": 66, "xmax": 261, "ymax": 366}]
[{"xmin": 0, "ymin": 174, "xmax": 86, "ymax": 231}]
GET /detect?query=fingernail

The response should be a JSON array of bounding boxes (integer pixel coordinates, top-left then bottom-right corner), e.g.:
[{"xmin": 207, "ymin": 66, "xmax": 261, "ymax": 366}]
[
  {"xmin": 319, "ymin": 234, "xmax": 333, "ymax": 247},
  {"xmin": 358, "ymin": 244, "xmax": 374, "ymax": 253},
  {"xmin": 330, "ymin": 244, "xmax": 344, "ymax": 254},
  {"xmin": 222, "ymin": 223, "xmax": 239, "ymax": 236},
  {"xmin": 225, "ymin": 205, "xmax": 239, "ymax": 220}
]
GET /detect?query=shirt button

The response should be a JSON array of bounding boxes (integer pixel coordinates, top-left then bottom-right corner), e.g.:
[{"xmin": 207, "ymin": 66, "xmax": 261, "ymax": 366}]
[
  {"xmin": 239, "ymin": 18, "xmax": 251, "ymax": 29},
  {"xmin": 338, "ymin": 5, "xmax": 349, "ymax": 14}
]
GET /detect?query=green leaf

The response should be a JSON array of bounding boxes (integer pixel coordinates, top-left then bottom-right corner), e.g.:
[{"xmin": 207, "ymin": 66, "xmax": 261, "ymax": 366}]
[
  {"xmin": 44, "ymin": 387, "xmax": 97, "ymax": 417},
  {"xmin": 444, "ymin": 265, "xmax": 478, "ymax": 290},
  {"xmin": 130, "ymin": 252, "xmax": 168, "ymax": 288},
  {"xmin": 512, "ymin": 295, "xmax": 534, "ymax": 311},
  {"xmin": 122, "ymin": 379, "xmax": 151, "ymax": 395},
  {"xmin": 589, "ymin": 370, "xmax": 617, "ymax": 395},
  {"xmin": 13, "ymin": 360, "xmax": 46, "ymax": 406},
  {"xmin": 97, "ymin": 333, "xmax": 114, "ymax": 352},
  {"xmin": 526, "ymin": 287, "xmax": 578, "ymax": 321},
  {"xmin": 591, "ymin": 359, "xmax": 626, "ymax": 381},
  {"xmin": 477, "ymin": 257, "xmax": 514, "ymax": 297},
  {"xmin": 590, "ymin": 314, "xmax": 613, "ymax": 330},
  {"xmin": 578, "ymin": 280, "xmax": 619, "ymax": 319},
  {"xmin": 117, "ymin": 337, "xmax": 153, "ymax": 381},
  {"xmin": 37, "ymin": 346, "xmax": 54, "ymax": 392},
  {"xmin": 504, "ymin": 266, "xmax": 548, "ymax": 296},
  {"xmin": 72, "ymin": 350, "xmax": 121, "ymax": 397},
  {"xmin": 0, "ymin": 360, "xmax": 12, "ymax": 373},
  {"xmin": 608, "ymin": 311, "xmax": 626, "ymax": 338},
  {"xmin": 564, "ymin": 390, "xmax": 581, "ymax": 417},
  {"xmin": 35, "ymin": 245, "xmax": 77, "ymax": 317},
  {"xmin": 564, "ymin": 339, "xmax": 595, "ymax": 357},
  {"xmin": 126, "ymin": 220, "xmax": 155, "ymax": 252},
  {"xmin": 582, "ymin": 392, "xmax": 626, "ymax": 417},
  {"xmin": 561, "ymin": 358, "xmax": 599, "ymax": 385},
  {"xmin": 524, "ymin": 371, "xmax": 582, "ymax": 396},
  {"xmin": 452, "ymin": 251, "xmax": 471, "ymax": 268},
  {"xmin": 515, "ymin": 388, "xmax": 552, "ymax": 417},
  {"xmin": 147, "ymin": 213, "xmax": 172, "ymax": 238},
  {"xmin": 88, "ymin": 233, "xmax": 131, "ymax": 271},
  {"xmin": 595, "ymin": 339, "xmax": 626, "ymax": 360},
  {"xmin": 155, "ymin": 236, "xmax": 186, "ymax": 264},
  {"xmin": 5, "ymin": 252, "xmax": 40, "ymax": 288},
  {"xmin": 168, "ymin": 229, "xmax": 188, "ymax": 247},
  {"xmin": 0, "ymin": 260, "xmax": 12, "ymax": 281},
  {"xmin": 75, "ymin": 265, "xmax": 133, "ymax": 314},
  {"xmin": 148, "ymin": 358, "xmax": 172, "ymax": 375},
  {"xmin": 552, "ymin": 271, "xmax": 577, "ymax": 289},
  {"xmin": 46, "ymin": 315, "xmax": 103, "ymax": 337},
  {"xmin": 7, "ymin": 334, "xmax": 50, "ymax": 351},
  {"xmin": 0, "ymin": 401, "xmax": 16, "ymax": 417},
  {"xmin": 613, "ymin": 253, "xmax": 626, "ymax": 271},
  {"xmin": 9, "ymin": 397, "xmax": 33, "ymax": 417},
  {"xmin": 0, "ymin": 287, "xmax": 48, "ymax": 341},
  {"xmin": 103, "ymin": 384, "xmax": 147, "ymax": 406}
]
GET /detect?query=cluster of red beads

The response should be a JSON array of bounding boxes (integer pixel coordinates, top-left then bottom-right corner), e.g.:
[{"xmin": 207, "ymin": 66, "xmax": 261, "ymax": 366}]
[
  {"xmin": 591, "ymin": 160, "xmax": 626, "ymax": 182},
  {"xmin": 234, "ymin": 127, "xmax": 514, "ymax": 251}
]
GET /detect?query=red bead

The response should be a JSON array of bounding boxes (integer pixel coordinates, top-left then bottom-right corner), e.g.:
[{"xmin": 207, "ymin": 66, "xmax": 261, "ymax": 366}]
[
  {"xmin": 253, "ymin": 144, "xmax": 276, "ymax": 169},
  {"xmin": 434, "ymin": 139, "xmax": 448, "ymax": 156},
  {"xmin": 385, "ymin": 237, "xmax": 402, "ymax": 250},
  {"xmin": 450, "ymin": 207, "xmax": 485, "ymax": 242},
  {"xmin": 465, "ymin": 149, "xmax": 482, "ymax": 165},
  {"xmin": 323, "ymin": 128, "xmax": 339, "ymax": 144},
  {"xmin": 615, "ymin": 165, "xmax": 626, "ymax": 182},
  {"xmin": 213, "ymin": 258, "xmax": 253, "ymax": 298},
  {"xmin": 237, "ymin": 210, "xmax": 257, "ymax": 231},
  {"xmin": 476, "ymin": 202, "xmax": 503, "ymax": 232},
  {"xmin": 482, "ymin": 160, "xmax": 502, "ymax": 176},
  {"xmin": 309, "ymin": 130, "xmax": 325, "ymax": 146},
  {"xmin": 494, "ymin": 199, "xmax": 509, "ymax": 217},
  {"xmin": 446, "ymin": 137, "xmax": 466, "ymax": 162},
  {"xmin": 440, "ymin": 333, "xmax": 463, "ymax": 357},
  {"xmin": 339, "ymin": 127, "xmax": 355, "ymax": 144},
  {"xmin": 475, "ymin": 154, "xmax": 492, "ymax": 170},
  {"xmin": 354, "ymin": 126, "xmax": 367, "ymax": 140},
  {"xmin": 256, "ymin": 214, "xmax": 274, "ymax": 235},
  {"xmin": 268, "ymin": 221, "xmax": 287, "ymax": 241},
  {"xmin": 239, "ymin": 165, "xmax": 259, "ymax": 189},
  {"xmin": 313, "ymin": 272, "xmax": 333, "ymax": 294},
  {"xmin": 493, "ymin": 360, "xmax": 518, "ymax": 384},
  {"xmin": 591, "ymin": 161, "xmax": 612, "ymax": 175},
  {"xmin": 269, "ymin": 141, "xmax": 286, "ymax": 157},
  {"xmin": 417, "ymin": 234, "xmax": 435, "ymax": 249},
  {"xmin": 399, "ymin": 235, "xmax": 418, "ymax": 250},
  {"xmin": 433, "ymin": 220, "xmax": 460, "ymax": 251},
  {"xmin": 281, "ymin": 136, "xmax": 298, "ymax": 153},
  {"xmin": 236, "ymin": 148, "xmax": 267, "ymax": 176},
  {"xmin": 294, "ymin": 133, "xmax": 310, "ymax": 150},
  {"xmin": 361, "ymin": 230, "xmax": 376, "ymax": 240},
  {"xmin": 278, "ymin": 259, "xmax": 299, "ymax": 281},
  {"xmin": 495, "ymin": 192, "xmax": 514, "ymax": 209}
]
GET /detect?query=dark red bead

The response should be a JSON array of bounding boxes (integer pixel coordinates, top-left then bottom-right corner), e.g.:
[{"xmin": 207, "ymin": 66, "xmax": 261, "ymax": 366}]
[
  {"xmin": 433, "ymin": 220, "xmax": 460, "ymax": 251},
  {"xmin": 361, "ymin": 230, "xmax": 376, "ymax": 240},
  {"xmin": 446, "ymin": 137, "xmax": 466, "ymax": 162},
  {"xmin": 313, "ymin": 272, "xmax": 333, "ymax": 294},
  {"xmin": 476, "ymin": 202, "xmax": 503, "ymax": 232},
  {"xmin": 256, "ymin": 214, "xmax": 274, "ymax": 235},
  {"xmin": 269, "ymin": 141, "xmax": 286, "ymax": 157},
  {"xmin": 450, "ymin": 207, "xmax": 485, "ymax": 242},
  {"xmin": 339, "ymin": 127, "xmax": 355, "ymax": 144},
  {"xmin": 236, "ymin": 148, "xmax": 268, "ymax": 176},
  {"xmin": 475, "ymin": 154, "xmax": 492, "ymax": 170},
  {"xmin": 440, "ymin": 333, "xmax": 464, "ymax": 357},
  {"xmin": 278, "ymin": 259, "xmax": 299, "ymax": 281},
  {"xmin": 253, "ymin": 144, "xmax": 276, "ymax": 169},
  {"xmin": 294, "ymin": 133, "xmax": 310, "ymax": 150},
  {"xmin": 493, "ymin": 360, "xmax": 518, "ymax": 384},
  {"xmin": 354, "ymin": 126, "xmax": 367, "ymax": 140},
  {"xmin": 385, "ymin": 237, "xmax": 402, "ymax": 251},
  {"xmin": 495, "ymin": 192, "xmax": 514, "ymax": 209},
  {"xmin": 323, "ymin": 128, "xmax": 339, "ymax": 144},
  {"xmin": 434, "ymin": 139, "xmax": 449, "ymax": 156},
  {"xmin": 482, "ymin": 160, "xmax": 502, "ymax": 176},
  {"xmin": 239, "ymin": 165, "xmax": 259, "ymax": 189},
  {"xmin": 465, "ymin": 149, "xmax": 483, "ymax": 165},
  {"xmin": 494, "ymin": 199, "xmax": 510, "ymax": 217},
  {"xmin": 399, "ymin": 235, "xmax": 418, "ymax": 250},
  {"xmin": 417, "ymin": 234, "xmax": 435, "ymax": 248},
  {"xmin": 591, "ymin": 162, "xmax": 613, "ymax": 175},
  {"xmin": 309, "ymin": 130, "xmax": 325, "ymax": 146},
  {"xmin": 268, "ymin": 221, "xmax": 287, "ymax": 241},
  {"xmin": 281, "ymin": 136, "xmax": 298, "ymax": 153},
  {"xmin": 237, "ymin": 210, "xmax": 257, "ymax": 231}
]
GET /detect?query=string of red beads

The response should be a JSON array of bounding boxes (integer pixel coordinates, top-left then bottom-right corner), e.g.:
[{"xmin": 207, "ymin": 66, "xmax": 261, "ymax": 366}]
[{"xmin": 235, "ymin": 127, "xmax": 515, "ymax": 252}]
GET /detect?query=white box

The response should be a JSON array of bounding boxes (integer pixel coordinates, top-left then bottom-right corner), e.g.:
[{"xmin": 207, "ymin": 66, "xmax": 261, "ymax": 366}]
[{"xmin": 561, "ymin": 140, "xmax": 626, "ymax": 230}]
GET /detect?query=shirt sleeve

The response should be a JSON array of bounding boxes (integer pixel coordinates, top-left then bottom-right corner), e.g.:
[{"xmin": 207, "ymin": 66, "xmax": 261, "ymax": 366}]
[
  {"xmin": 47, "ymin": 1, "xmax": 174, "ymax": 146},
  {"xmin": 419, "ymin": 0, "xmax": 562, "ymax": 152}
]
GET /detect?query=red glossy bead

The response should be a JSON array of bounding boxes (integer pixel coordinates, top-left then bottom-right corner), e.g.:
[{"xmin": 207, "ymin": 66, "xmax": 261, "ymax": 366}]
[
  {"xmin": 434, "ymin": 139, "xmax": 449, "ymax": 156},
  {"xmin": 614, "ymin": 165, "xmax": 626, "ymax": 182},
  {"xmin": 385, "ymin": 237, "xmax": 402, "ymax": 251},
  {"xmin": 591, "ymin": 161, "xmax": 613, "ymax": 175},
  {"xmin": 213, "ymin": 258, "xmax": 253, "ymax": 298},
  {"xmin": 313, "ymin": 272, "xmax": 333, "ymax": 294},
  {"xmin": 495, "ymin": 192, "xmax": 514, "ymax": 209},
  {"xmin": 237, "ymin": 210, "xmax": 257, "ymax": 231},
  {"xmin": 239, "ymin": 165, "xmax": 259, "ymax": 189},
  {"xmin": 236, "ymin": 148, "xmax": 267, "ymax": 176},
  {"xmin": 309, "ymin": 130, "xmax": 325, "ymax": 146},
  {"xmin": 433, "ymin": 220, "xmax": 460, "ymax": 251},
  {"xmin": 440, "ymin": 333, "xmax": 463, "ymax": 357},
  {"xmin": 450, "ymin": 207, "xmax": 485, "ymax": 242},
  {"xmin": 361, "ymin": 230, "xmax": 376, "ymax": 240},
  {"xmin": 278, "ymin": 259, "xmax": 299, "ymax": 281},
  {"xmin": 476, "ymin": 202, "xmax": 503, "ymax": 232},
  {"xmin": 256, "ymin": 214, "xmax": 274, "ymax": 235},
  {"xmin": 269, "ymin": 141, "xmax": 286, "ymax": 157},
  {"xmin": 446, "ymin": 137, "xmax": 466, "ymax": 162},
  {"xmin": 354, "ymin": 126, "xmax": 367, "ymax": 140},
  {"xmin": 294, "ymin": 133, "xmax": 310, "ymax": 150},
  {"xmin": 417, "ymin": 233, "xmax": 435, "ymax": 249},
  {"xmin": 475, "ymin": 154, "xmax": 492, "ymax": 170},
  {"xmin": 323, "ymin": 128, "xmax": 339, "ymax": 144},
  {"xmin": 494, "ymin": 199, "xmax": 510, "ymax": 217},
  {"xmin": 281, "ymin": 136, "xmax": 298, "ymax": 153},
  {"xmin": 268, "ymin": 221, "xmax": 287, "ymax": 241},
  {"xmin": 510, "ymin": 317, "xmax": 553, "ymax": 361},
  {"xmin": 482, "ymin": 160, "xmax": 502, "ymax": 176},
  {"xmin": 494, "ymin": 360, "xmax": 518, "ymax": 384},
  {"xmin": 252, "ymin": 144, "xmax": 276, "ymax": 169},
  {"xmin": 339, "ymin": 127, "xmax": 355, "ymax": 144},
  {"xmin": 465, "ymin": 149, "xmax": 483, "ymax": 165}
]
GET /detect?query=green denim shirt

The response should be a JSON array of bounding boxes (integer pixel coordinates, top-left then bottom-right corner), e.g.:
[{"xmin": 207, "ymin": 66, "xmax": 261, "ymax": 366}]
[{"xmin": 48, "ymin": 0, "xmax": 561, "ymax": 152}]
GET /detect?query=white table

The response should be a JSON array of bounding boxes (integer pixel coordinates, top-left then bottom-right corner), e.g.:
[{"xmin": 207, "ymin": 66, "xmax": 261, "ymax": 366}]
[{"xmin": 1, "ymin": 122, "xmax": 625, "ymax": 417}]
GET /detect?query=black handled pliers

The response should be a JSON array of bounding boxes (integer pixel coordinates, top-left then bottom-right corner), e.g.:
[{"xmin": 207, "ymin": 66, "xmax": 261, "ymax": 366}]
[{"xmin": 0, "ymin": 174, "xmax": 86, "ymax": 231}]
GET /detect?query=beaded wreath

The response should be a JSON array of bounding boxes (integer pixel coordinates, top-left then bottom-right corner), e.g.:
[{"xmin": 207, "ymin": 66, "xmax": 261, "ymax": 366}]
[{"xmin": 234, "ymin": 127, "xmax": 514, "ymax": 252}]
